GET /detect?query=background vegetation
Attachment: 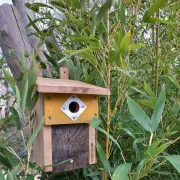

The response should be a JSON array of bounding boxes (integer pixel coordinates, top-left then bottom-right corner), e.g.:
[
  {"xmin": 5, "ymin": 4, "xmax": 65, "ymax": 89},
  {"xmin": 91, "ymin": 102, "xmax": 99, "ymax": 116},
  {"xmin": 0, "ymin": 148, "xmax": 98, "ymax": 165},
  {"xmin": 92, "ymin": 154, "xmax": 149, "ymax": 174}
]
[{"xmin": 0, "ymin": 0, "xmax": 180, "ymax": 179}]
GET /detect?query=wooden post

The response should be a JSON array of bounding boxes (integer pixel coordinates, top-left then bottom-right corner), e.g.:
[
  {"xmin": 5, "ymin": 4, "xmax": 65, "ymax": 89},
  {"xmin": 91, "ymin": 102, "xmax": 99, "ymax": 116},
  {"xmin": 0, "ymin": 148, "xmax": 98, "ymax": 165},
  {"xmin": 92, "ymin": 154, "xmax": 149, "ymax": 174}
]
[{"xmin": 0, "ymin": 3, "xmax": 51, "ymax": 79}]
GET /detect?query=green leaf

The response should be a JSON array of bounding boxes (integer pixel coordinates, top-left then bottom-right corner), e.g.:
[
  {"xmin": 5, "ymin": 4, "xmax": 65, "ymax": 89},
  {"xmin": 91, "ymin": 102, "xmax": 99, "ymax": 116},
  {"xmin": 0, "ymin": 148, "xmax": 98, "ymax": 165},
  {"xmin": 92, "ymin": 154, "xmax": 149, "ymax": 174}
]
[
  {"xmin": 27, "ymin": 15, "xmax": 41, "ymax": 35},
  {"xmin": 27, "ymin": 118, "xmax": 44, "ymax": 146},
  {"xmin": 96, "ymin": 140, "xmax": 111, "ymax": 173},
  {"xmin": 15, "ymin": 85, "xmax": 21, "ymax": 113},
  {"xmin": 131, "ymin": 43, "xmax": 145, "ymax": 51},
  {"xmin": 127, "ymin": 96, "xmax": 152, "ymax": 132},
  {"xmin": 2, "ymin": 67, "xmax": 16, "ymax": 93},
  {"xmin": 20, "ymin": 51, "xmax": 27, "ymax": 74},
  {"xmin": 20, "ymin": 77, "xmax": 28, "ymax": 113},
  {"xmin": 108, "ymin": 48, "xmax": 119, "ymax": 64},
  {"xmin": 144, "ymin": 143, "xmax": 167, "ymax": 164},
  {"xmin": 120, "ymin": 31, "xmax": 131, "ymax": 54},
  {"xmin": 90, "ymin": 117, "xmax": 101, "ymax": 128},
  {"xmin": 143, "ymin": 0, "xmax": 168, "ymax": 21},
  {"xmin": 0, "ymin": 171, "xmax": 5, "ymax": 180},
  {"xmin": 43, "ymin": 51, "xmax": 59, "ymax": 73},
  {"xmin": 80, "ymin": 52, "xmax": 98, "ymax": 67},
  {"xmin": 151, "ymin": 87, "xmax": 166, "ymax": 131},
  {"xmin": 27, "ymin": 61, "xmax": 39, "ymax": 111},
  {"xmin": 97, "ymin": 127, "xmax": 122, "ymax": 151},
  {"xmin": 87, "ymin": 171, "xmax": 100, "ymax": 177},
  {"xmin": 166, "ymin": 74, "xmax": 180, "ymax": 91},
  {"xmin": 120, "ymin": 0, "xmax": 126, "ymax": 25},
  {"xmin": 7, "ymin": 170, "xmax": 14, "ymax": 180},
  {"xmin": 122, "ymin": 127, "xmax": 136, "ymax": 139},
  {"xmin": 96, "ymin": 0, "xmax": 113, "ymax": 24},
  {"xmin": 165, "ymin": 155, "xmax": 180, "ymax": 173},
  {"xmin": 172, "ymin": 101, "xmax": 180, "ymax": 114},
  {"xmin": 60, "ymin": 48, "xmax": 98, "ymax": 65},
  {"xmin": 115, "ymin": 27, "xmax": 125, "ymax": 48},
  {"xmin": 10, "ymin": 107, "xmax": 21, "ymax": 130},
  {"xmin": 112, "ymin": 163, "xmax": 132, "ymax": 180},
  {"xmin": 144, "ymin": 82, "xmax": 156, "ymax": 100},
  {"xmin": 145, "ymin": 17, "xmax": 180, "ymax": 25}
]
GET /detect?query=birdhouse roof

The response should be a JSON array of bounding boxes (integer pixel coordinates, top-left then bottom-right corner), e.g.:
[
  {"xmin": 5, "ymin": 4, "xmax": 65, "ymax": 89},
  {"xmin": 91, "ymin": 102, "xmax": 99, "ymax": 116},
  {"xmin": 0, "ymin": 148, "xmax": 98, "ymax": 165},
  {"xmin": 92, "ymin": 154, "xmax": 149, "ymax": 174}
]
[{"xmin": 36, "ymin": 77, "xmax": 110, "ymax": 95}]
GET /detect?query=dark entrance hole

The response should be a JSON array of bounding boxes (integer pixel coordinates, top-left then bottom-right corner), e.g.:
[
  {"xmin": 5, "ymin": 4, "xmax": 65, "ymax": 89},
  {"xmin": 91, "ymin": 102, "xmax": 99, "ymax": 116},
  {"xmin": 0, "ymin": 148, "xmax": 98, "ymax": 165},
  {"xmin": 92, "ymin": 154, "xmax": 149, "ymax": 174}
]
[{"xmin": 69, "ymin": 101, "xmax": 79, "ymax": 113}]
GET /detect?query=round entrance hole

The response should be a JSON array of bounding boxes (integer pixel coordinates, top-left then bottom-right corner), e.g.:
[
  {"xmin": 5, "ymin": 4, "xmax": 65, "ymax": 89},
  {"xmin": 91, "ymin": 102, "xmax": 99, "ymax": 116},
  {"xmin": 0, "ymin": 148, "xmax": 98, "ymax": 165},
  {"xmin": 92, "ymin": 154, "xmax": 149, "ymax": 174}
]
[{"xmin": 69, "ymin": 101, "xmax": 80, "ymax": 113}]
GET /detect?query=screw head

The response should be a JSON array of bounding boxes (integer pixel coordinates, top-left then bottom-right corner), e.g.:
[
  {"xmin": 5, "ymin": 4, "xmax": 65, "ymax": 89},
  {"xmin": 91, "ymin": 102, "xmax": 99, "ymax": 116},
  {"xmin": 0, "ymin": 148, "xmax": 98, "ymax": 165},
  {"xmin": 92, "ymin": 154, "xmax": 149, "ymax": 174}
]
[
  {"xmin": 81, "ymin": 105, "xmax": 85, "ymax": 108},
  {"xmin": 48, "ymin": 116, "xmax": 51, "ymax": 120},
  {"xmin": 46, "ymin": 96, "xmax": 51, "ymax": 100}
]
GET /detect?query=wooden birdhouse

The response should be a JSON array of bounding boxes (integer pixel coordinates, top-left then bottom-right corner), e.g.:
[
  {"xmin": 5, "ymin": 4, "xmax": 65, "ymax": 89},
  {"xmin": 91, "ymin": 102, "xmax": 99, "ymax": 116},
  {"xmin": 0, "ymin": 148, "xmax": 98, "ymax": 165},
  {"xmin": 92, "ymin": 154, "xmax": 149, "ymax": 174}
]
[{"xmin": 33, "ymin": 68, "xmax": 110, "ymax": 172}]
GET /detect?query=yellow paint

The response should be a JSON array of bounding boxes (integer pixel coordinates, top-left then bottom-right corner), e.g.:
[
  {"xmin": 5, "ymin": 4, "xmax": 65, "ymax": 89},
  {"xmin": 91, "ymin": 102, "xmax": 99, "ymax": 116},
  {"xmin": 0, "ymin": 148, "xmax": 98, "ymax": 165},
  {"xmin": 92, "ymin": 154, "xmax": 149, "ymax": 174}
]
[{"xmin": 44, "ymin": 93, "xmax": 98, "ymax": 125}]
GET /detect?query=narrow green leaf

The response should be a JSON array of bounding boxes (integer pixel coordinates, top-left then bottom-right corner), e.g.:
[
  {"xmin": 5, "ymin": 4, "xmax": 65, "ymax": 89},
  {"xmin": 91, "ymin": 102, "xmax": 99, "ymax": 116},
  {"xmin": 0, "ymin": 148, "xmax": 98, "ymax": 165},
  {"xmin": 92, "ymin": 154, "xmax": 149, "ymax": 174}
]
[
  {"xmin": 127, "ymin": 96, "xmax": 152, "ymax": 132},
  {"xmin": 131, "ymin": 43, "xmax": 145, "ymax": 51},
  {"xmin": 27, "ymin": 15, "xmax": 41, "ymax": 35},
  {"xmin": 96, "ymin": 140, "xmax": 111, "ymax": 173},
  {"xmin": 20, "ymin": 51, "xmax": 27, "ymax": 74},
  {"xmin": 87, "ymin": 171, "xmax": 100, "ymax": 177},
  {"xmin": 7, "ymin": 170, "xmax": 14, "ymax": 180},
  {"xmin": 112, "ymin": 163, "xmax": 132, "ymax": 180},
  {"xmin": 60, "ymin": 48, "xmax": 97, "ymax": 64},
  {"xmin": 97, "ymin": 127, "xmax": 122, "ymax": 151},
  {"xmin": 15, "ymin": 85, "xmax": 21, "ymax": 113},
  {"xmin": 96, "ymin": 0, "xmax": 113, "ymax": 24},
  {"xmin": 2, "ymin": 67, "xmax": 16, "ymax": 93},
  {"xmin": 120, "ymin": 0, "xmax": 126, "ymax": 25},
  {"xmin": 90, "ymin": 117, "xmax": 101, "ymax": 128},
  {"xmin": 80, "ymin": 52, "xmax": 98, "ymax": 67},
  {"xmin": 166, "ymin": 74, "xmax": 180, "ymax": 91},
  {"xmin": 144, "ymin": 82, "xmax": 156, "ymax": 100},
  {"xmin": 165, "ymin": 155, "xmax": 180, "ymax": 173},
  {"xmin": 172, "ymin": 101, "xmax": 180, "ymax": 114},
  {"xmin": 122, "ymin": 127, "xmax": 136, "ymax": 138},
  {"xmin": 10, "ymin": 107, "xmax": 21, "ymax": 130},
  {"xmin": 151, "ymin": 87, "xmax": 166, "ymax": 131},
  {"xmin": 20, "ymin": 77, "xmax": 28, "ymax": 113},
  {"xmin": 143, "ymin": 0, "xmax": 168, "ymax": 20},
  {"xmin": 108, "ymin": 48, "xmax": 119, "ymax": 64},
  {"xmin": 28, "ymin": 118, "xmax": 44, "ymax": 146},
  {"xmin": 0, "ymin": 171, "xmax": 5, "ymax": 180},
  {"xmin": 120, "ymin": 31, "xmax": 131, "ymax": 54},
  {"xmin": 145, "ymin": 17, "xmax": 180, "ymax": 25}
]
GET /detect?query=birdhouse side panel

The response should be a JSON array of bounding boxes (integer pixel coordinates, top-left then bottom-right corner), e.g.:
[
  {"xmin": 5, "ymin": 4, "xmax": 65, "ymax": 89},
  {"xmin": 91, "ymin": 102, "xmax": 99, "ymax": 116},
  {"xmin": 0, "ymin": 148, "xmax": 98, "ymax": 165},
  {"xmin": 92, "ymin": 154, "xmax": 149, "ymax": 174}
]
[{"xmin": 33, "ymin": 93, "xmax": 52, "ymax": 172}]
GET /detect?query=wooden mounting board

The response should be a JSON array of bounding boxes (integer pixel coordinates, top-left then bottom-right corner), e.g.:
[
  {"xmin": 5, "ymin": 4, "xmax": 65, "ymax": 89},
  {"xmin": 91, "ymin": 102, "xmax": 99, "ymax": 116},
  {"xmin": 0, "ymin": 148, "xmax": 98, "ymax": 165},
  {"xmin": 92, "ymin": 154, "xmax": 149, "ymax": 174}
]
[{"xmin": 44, "ymin": 93, "xmax": 98, "ymax": 125}]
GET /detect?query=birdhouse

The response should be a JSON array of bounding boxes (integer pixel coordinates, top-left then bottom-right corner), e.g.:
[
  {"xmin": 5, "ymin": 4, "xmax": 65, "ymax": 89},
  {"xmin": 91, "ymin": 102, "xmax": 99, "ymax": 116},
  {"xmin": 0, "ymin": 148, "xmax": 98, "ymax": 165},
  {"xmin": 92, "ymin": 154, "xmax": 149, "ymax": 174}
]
[{"xmin": 33, "ymin": 68, "xmax": 110, "ymax": 172}]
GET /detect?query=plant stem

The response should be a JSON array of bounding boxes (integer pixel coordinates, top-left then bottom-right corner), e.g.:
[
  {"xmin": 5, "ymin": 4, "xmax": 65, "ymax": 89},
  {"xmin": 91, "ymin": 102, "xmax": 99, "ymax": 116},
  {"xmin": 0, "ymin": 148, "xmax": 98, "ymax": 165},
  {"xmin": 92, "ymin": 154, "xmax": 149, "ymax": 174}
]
[
  {"xmin": 155, "ymin": 10, "xmax": 159, "ymax": 97},
  {"xmin": 149, "ymin": 132, "xmax": 153, "ymax": 145},
  {"xmin": 104, "ymin": 9, "xmax": 111, "ymax": 180}
]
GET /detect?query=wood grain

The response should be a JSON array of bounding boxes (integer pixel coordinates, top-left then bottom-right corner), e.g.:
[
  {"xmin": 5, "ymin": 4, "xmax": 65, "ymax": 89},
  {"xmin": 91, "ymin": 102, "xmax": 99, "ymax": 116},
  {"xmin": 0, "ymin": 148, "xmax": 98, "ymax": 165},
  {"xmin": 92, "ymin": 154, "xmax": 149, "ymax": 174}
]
[
  {"xmin": 52, "ymin": 124, "xmax": 89, "ymax": 172},
  {"xmin": 36, "ymin": 77, "xmax": 110, "ymax": 95},
  {"xmin": 51, "ymin": 68, "xmax": 89, "ymax": 171},
  {"xmin": 33, "ymin": 94, "xmax": 52, "ymax": 172},
  {"xmin": 44, "ymin": 93, "xmax": 98, "ymax": 125},
  {"xmin": 89, "ymin": 126, "xmax": 96, "ymax": 164}
]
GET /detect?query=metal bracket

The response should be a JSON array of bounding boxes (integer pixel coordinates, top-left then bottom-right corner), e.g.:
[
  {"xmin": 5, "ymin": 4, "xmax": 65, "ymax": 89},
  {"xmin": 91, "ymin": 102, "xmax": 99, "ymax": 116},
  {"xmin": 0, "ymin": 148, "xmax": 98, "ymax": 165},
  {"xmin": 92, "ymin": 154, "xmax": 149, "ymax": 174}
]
[{"xmin": 61, "ymin": 95, "xmax": 86, "ymax": 121}]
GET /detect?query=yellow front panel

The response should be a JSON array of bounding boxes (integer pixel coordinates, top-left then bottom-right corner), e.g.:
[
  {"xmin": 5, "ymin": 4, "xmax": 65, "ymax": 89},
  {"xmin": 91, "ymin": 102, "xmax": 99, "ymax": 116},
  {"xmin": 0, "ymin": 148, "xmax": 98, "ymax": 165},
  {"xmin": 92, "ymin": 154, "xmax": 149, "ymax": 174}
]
[{"xmin": 44, "ymin": 93, "xmax": 98, "ymax": 125}]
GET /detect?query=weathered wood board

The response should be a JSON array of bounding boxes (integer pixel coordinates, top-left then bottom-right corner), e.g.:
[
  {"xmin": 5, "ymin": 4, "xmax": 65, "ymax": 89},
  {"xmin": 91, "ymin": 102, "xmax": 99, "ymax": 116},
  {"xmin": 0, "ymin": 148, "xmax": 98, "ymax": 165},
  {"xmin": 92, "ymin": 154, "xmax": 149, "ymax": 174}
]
[{"xmin": 52, "ymin": 124, "xmax": 89, "ymax": 172}]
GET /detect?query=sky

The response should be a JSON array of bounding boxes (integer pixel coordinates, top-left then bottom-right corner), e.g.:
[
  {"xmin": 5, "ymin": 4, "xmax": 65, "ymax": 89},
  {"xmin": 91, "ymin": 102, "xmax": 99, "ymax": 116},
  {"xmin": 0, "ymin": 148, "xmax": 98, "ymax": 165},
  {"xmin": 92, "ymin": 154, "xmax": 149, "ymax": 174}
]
[{"xmin": 0, "ymin": 0, "xmax": 12, "ymax": 5}]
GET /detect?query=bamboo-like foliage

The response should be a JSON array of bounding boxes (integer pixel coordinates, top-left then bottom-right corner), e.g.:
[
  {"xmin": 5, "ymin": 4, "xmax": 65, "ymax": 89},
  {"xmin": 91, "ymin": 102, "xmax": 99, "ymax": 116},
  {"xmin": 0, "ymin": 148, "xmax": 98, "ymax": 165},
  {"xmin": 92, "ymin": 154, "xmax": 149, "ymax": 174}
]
[{"xmin": 0, "ymin": 0, "xmax": 180, "ymax": 179}]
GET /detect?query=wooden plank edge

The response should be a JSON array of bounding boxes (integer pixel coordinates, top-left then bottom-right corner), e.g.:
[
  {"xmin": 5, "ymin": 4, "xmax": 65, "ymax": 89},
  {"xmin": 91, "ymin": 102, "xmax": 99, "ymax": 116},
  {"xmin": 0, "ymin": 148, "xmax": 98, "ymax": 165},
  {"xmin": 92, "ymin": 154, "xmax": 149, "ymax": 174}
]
[{"xmin": 88, "ymin": 125, "xmax": 96, "ymax": 164}]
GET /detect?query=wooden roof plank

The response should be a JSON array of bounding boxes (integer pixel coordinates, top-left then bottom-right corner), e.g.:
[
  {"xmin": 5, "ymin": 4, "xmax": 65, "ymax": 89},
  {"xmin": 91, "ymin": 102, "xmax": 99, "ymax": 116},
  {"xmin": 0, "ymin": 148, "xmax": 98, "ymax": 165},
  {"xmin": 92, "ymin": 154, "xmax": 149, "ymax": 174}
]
[{"xmin": 36, "ymin": 78, "xmax": 110, "ymax": 95}]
